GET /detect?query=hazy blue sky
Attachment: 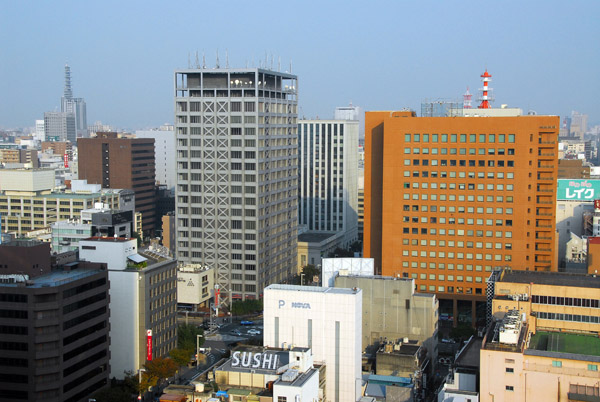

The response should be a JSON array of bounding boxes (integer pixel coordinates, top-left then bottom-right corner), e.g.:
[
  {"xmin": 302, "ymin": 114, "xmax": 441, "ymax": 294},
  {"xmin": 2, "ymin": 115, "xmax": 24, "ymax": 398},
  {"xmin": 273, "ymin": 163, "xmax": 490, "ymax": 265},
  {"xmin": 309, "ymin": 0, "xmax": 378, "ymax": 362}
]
[{"xmin": 1, "ymin": 0, "xmax": 598, "ymax": 130}]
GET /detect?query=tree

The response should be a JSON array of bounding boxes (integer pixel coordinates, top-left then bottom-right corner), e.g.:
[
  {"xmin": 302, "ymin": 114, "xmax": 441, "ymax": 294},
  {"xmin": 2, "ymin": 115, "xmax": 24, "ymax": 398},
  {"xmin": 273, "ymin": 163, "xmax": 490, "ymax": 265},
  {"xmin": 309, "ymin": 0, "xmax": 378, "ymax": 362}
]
[
  {"xmin": 144, "ymin": 357, "xmax": 179, "ymax": 388},
  {"xmin": 231, "ymin": 299, "xmax": 263, "ymax": 315},
  {"xmin": 170, "ymin": 348, "xmax": 193, "ymax": 366},
  {"xmin": 177, "ymin": 323, "xmax": 204, "ymax": 351},
  {"xmin": 91, "ymin": 386, "xmax": 131, "ymax": 402}
]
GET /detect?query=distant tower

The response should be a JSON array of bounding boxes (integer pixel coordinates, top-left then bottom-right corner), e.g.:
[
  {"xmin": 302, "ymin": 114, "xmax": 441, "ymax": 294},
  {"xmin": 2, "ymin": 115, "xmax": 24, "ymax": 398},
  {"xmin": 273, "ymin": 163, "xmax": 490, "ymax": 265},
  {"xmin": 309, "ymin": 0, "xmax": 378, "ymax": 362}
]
[
  {"xmin": 478, "ymin": 70, "xmax": 493, "ymax": 109},
  {"xmin": 463, "ymin": 87, "xmax": 472, "ymax": 109},
  {"xmin": 63, "ymin": 64, "xmax": 73, "ymax": 99},
  {"xmin": 61, "ymin": 64, "xmax": 88, "ymax": 138}
]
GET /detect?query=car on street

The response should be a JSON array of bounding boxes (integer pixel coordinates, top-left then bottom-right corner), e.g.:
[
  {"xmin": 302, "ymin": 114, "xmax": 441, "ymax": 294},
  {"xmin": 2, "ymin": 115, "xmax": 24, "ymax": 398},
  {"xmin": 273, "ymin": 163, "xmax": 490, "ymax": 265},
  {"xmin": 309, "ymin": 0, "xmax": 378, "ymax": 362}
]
[
  {"xmin": 240, "ymin": 320, "xmax": 254, "ymax": 326},
  {"xmin": 230, "ymin": 329, "xmax": 242, "ymax": 336},
  {"xmin": 247, "ymin": 329, "xmax": 261, "ymax": 335}
]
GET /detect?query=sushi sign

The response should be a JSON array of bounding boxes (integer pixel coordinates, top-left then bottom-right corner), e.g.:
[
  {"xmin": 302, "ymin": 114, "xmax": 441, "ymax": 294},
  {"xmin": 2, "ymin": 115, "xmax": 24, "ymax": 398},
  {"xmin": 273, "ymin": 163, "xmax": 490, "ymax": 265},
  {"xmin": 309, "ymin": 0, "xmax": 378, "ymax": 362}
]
[{"xmin": 231, "ymin": 351, "xmax": 279, "ymax": 370}]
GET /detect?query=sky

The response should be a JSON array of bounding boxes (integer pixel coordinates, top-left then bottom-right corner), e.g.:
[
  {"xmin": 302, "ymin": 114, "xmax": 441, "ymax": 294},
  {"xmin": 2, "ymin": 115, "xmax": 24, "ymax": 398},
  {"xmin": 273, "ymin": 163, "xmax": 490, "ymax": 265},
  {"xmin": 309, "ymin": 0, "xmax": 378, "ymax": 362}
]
[{"xmin": 1, "ymin": 0, "xmax": 599, "ymax": 130}]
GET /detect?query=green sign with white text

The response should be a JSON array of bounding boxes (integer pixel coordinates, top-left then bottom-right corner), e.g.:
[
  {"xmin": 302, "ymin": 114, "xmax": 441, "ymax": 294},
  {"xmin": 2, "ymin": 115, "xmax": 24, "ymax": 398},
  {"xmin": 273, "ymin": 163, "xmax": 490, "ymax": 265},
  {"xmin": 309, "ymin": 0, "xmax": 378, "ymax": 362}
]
[{"xmin": 557, "ymin": 179, "xmax": 600, "ymax": 201}]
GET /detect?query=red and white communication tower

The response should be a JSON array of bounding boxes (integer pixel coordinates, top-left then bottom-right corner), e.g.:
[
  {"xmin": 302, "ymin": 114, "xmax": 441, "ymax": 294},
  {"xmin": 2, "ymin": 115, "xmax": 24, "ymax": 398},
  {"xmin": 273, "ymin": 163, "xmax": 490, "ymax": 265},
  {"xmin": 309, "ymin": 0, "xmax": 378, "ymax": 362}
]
[
  {"xmin": 478, "ymin": 70, "xmax": 493, "ymax": 109},
  {"xmin": 463, "ymin": 87, "xmax": 472, "ymax": 109}
]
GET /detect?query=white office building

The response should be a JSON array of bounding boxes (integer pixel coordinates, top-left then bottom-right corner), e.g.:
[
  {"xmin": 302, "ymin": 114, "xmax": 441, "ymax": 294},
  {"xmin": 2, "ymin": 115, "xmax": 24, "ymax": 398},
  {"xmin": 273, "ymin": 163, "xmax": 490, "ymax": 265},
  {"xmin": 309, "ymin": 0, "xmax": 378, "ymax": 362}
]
[
  {"xmin": 175, "ymin": 67, "xmax": 298, "ymax": 303},
  {"xmin": 44, "ymin": 111, "xmax": 76, "ymax": 143},
  {"xmin": 334, "ymin": 103, "xmax": 364, "ymax": 140},
  {"xmin": 136, "ymin": 127, "xmax": 176, "ymax": 191},
  {"xmin": 79, "ymin": 237, "xmax": 177, "ymax": 379},
  {"xmin": 299, "ymin": 120, "xmax": 359, "ymax": 248},
  {"xmin": 264, "ymin": 284, "xmax": 362, "ymax": 402}
]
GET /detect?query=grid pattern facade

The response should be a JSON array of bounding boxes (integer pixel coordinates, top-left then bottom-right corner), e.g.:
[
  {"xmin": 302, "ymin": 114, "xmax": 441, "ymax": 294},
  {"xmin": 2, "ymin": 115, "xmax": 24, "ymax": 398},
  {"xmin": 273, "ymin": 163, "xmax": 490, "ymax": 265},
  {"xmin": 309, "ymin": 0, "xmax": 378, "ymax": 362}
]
[
  {"xmin": 298, "ymin": 120, "xmax": 358, "ymax": 246},
  {"xmin": 364, "ymin": 111, "xmax": 559, "ymax": 299},
  {"xmin": 174, "ymin": 68, "xmax": 298, "ymax": 302}
]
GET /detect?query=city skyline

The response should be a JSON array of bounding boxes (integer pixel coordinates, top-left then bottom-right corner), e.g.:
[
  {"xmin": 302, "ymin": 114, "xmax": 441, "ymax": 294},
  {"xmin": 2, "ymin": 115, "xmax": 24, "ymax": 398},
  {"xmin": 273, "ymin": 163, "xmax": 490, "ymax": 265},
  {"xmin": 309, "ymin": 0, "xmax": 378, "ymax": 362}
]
[{"xmin": 1, "ymin": 0, "xmax": 599, "ymax": 130}]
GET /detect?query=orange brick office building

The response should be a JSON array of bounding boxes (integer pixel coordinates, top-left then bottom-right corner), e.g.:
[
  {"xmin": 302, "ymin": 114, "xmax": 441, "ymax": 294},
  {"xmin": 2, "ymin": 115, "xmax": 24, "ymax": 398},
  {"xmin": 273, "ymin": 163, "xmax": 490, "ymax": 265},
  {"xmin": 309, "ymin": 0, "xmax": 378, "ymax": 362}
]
[{"xmin": 364, "ymin": 110, "xmax": 559, "ymax": 324}]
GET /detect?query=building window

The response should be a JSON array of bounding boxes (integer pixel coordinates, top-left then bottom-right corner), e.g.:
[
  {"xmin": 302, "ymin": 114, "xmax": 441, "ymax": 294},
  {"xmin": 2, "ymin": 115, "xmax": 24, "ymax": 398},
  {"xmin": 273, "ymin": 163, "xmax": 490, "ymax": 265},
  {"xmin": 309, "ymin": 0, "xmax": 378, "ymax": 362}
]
[
  {"xmin": 506, "ymin": 386, "xmax": 514, "ymax": 391},
  {"xmin": 552, "ymin": 360, "xmax": 562, "ymax": 368},
  {"xmin": 278, "ymin": 397, "xmax": 287, "ymax": 402},
  {"xmin": 506, "ymin": 367, "xmax": 514, "ymax": 373},
  {"xmin": 588, "ymin": 364, "xmax": 598, "ymax": 371}
]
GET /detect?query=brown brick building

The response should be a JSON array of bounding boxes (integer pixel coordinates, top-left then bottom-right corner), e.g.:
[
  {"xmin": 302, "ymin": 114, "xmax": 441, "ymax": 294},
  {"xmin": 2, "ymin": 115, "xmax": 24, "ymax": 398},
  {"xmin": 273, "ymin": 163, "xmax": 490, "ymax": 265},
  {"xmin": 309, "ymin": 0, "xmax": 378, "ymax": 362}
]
[
  {"xmin": 0, "ymin": 149, "xmax": 39, "ymax": 167},
  {"xmin": 78, "ymin": 132, "xmax": 156, "ymax": 234},
  {"xmin": 41, "ymin": 141, "xmax": 73, "ymax": 161}
]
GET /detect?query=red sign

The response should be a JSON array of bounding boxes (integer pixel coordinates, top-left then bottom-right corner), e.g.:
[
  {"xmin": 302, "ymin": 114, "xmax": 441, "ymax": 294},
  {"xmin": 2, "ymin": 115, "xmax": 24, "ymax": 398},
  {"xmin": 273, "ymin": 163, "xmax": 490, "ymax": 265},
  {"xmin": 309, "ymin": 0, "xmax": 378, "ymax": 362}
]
[
  {"xmin": 595, "ymin": 199, "xmax": 600, "ymax": 210},
  {"xmin": 63, "ymin": 153, "xmax": 69, "ymax": 168},
  {"xmin": 146, "ymin": 329, "xmax": 153, "ymax": 361}
]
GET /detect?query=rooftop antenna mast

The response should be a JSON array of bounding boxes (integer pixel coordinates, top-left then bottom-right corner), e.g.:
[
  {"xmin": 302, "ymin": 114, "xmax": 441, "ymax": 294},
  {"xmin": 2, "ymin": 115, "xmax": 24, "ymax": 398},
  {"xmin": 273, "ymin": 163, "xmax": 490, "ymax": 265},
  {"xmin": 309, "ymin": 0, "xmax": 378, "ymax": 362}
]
[
  {"xmin": 202, "ymin": 53, "xmax": 206, "ymax": 69},
  {"xmin": 187, "ymin": 53, "xmax": 191, "ymax": 68},
  {"xmin": 216, "ymin": 49, "xmax": 220, "ymax": 69},
  {"xmin": 289, "ymin": 60, "xmax": 293, "ymax": 74},
  {"xmin": 278, "ymin": 56, "xmax": 281, "ymax": 72},
  {"xmin": 463, "ymin": 86, "xmax": 472, "ymax": 109},
  {"xmin": 195, "ymin": 51, "xmax": 200, "ymax": 69},
  {"xmin": 478, "ymin": 70, "xmax": 494, "ymax": 109}
]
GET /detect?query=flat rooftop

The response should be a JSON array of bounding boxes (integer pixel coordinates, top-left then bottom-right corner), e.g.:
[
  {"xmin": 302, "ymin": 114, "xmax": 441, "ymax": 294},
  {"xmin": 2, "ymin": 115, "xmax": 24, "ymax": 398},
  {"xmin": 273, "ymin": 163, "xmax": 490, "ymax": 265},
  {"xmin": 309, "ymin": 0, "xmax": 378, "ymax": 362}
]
[
  {"xmin": 83, "ymin": 236, "xmax": 133, "ymax": 243},
  {"xmin": 1, "ymin": 268, "xmax": 102, "ymax": 288},
  {"xmin": 455, "ymin": 337, "xmax": 483, "ymax": 369},
  {"xmin": 528, "ymin": 331, "xmax": 600, "ymax": 358},
  {"xmin": 266, "ymin": 284, "xmax": 361, "ymax": 295},
  {"xmin": 499, "ymin": 270, "xmax": 600, "ymax": 289},
  {"xmin": 298, "ymin": 232, "xmax": 338, "ymax": 243}
]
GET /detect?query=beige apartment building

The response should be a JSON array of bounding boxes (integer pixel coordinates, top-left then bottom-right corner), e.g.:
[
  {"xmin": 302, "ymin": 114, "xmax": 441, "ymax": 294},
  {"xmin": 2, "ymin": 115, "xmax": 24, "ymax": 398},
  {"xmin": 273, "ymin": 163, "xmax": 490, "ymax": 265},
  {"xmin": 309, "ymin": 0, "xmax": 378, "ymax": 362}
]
[{"xmin": 481, "ymin": 269, "xmax": 600, "ymax": 401}]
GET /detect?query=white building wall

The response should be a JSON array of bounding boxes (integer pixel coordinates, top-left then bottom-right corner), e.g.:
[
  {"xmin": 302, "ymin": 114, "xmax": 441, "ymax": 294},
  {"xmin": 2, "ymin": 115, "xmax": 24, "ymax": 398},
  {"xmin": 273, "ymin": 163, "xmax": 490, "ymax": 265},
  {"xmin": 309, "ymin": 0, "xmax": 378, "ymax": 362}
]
[
  {"xmin": 0, "ymin": 169, "xmax": 55, "ymax": 192},
  {"xmin": 79, "ymin": 238, "xmax": 138, "ymax": 270},
  {"xmin": 135, "ymin": 129, "xmax": 176, "ymax": 191},
  {"xmin": 108, "ymin": 270, "xmax": 141, "ymax": 379},
  {"xmin": 273, "ymin": 370, "xmax": 320, "ymax": 402},
  {"xmin": 264, "ymin": 285, "xmax": 362, "ymax": 402},
  {"xmin": 299, "ymin": 120, "xmax": 359, "ymax": 247},
  {"xmin": 555, "ymin": 200, "xmax": 594, "ymax": 266},
  {"xmin": 322, "ymin": 257, "xmax": 374, "ymax": 287}
]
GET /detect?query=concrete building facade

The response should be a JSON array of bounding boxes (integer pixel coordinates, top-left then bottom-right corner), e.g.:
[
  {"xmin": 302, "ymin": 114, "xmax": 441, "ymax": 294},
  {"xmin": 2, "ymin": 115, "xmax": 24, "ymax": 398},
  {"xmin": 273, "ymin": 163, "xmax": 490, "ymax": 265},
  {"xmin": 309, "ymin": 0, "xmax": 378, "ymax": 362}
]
[
  {"xmin": 0, "ymin": 240, "xmax": 110, "ymax": 402},
  {"xmin": 44, "ymin": 112, "xmax": 76, "ymax": 143},
  {"xmin": 364, "ymin": 110, "xmax": 559, "ymax": 320},
  {"xmin": 174, "ymin": 68, "xmax": 298, "ymax": 302},
  {"xmin": 298, "ymin": 119, "xmax": 359, "ymax": 248},
  {"xmin": 79, "ymin": 237, "xmax": 177, "ymax": 379},
  {"xmin": 264, "ymin": 284, "xmax": 362, "ymax": 402},
  {"xmin": 135, "ymin": 128, "xmax": 176, "ymax": 191}
]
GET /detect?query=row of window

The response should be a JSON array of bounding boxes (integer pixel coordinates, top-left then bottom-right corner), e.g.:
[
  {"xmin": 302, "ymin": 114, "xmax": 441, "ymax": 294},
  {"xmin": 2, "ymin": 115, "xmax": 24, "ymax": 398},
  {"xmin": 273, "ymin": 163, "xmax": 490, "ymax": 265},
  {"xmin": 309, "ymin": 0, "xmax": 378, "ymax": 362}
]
[
  {"xmin": 404, "ymin": 133, "xmax": 516, "ymax": 143},
  {"xmin": 406, "ymin": 180, "xmax": 515, "ymax": 191},
  {"xmin": 404, "ymin": 159, "xmax": 515, "ymax": 168},
  {"xmin": 418, "ymin": 284, "xmax": 482, "ymax": 295},
  {"xmin": 401, "ymin": 192, "xmax": 514, "ymax": 203},
  {"xmin": 536, "ymin": 311, "xmax": 600, "ymax": 323},
  {"xmin": 531, "ymin": 295, "xmax": 599, "ymax": 308},
  {"xmin": 403, "ymin": 248, "xmax": 511, "ymax": 261},
  {"xmin": 403, "ymin": 239, "xmax": 512, "ymax": 249},
  {"xmin": 404, "ymin": 217, "xmax": 513, "ymax": 225},
  {"xmin": 404, "ymin": 147, "xmax": 515, "ymax": 155},
  {"xmin": 403, "ymin": 262, "xmax": 494, "ymax": 271},
  {"xmin": 402, "ymin": 227, "xmax": 513, "ymax": 238}
]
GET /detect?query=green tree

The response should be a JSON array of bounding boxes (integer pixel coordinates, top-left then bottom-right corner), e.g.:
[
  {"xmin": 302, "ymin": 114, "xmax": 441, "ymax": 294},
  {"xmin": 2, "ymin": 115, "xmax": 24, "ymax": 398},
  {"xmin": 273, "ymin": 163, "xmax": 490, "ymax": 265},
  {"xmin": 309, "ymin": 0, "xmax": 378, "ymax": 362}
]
[
  {"xmin": 231, "ymin": 299, "xmax": 263, "ymax": 315},
  {"xmin": 91, "ymin": 386, "xmax": 131, "ymax": 402},
  {"xmin": 177, "ymin": 323, "xmax": 204, "ymax": 351},
  {"xmin": 170, "ymin": 348, "xmax": 193, "ymax": 366}
]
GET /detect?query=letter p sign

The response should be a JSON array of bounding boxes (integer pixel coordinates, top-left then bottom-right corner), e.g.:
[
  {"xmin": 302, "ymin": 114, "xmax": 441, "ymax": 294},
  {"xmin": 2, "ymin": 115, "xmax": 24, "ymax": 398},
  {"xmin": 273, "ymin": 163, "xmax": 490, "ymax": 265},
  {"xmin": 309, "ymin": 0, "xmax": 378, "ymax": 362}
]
[{"xmin": 278, "ymin": 300, "xmax": 285, "ymax": 309}]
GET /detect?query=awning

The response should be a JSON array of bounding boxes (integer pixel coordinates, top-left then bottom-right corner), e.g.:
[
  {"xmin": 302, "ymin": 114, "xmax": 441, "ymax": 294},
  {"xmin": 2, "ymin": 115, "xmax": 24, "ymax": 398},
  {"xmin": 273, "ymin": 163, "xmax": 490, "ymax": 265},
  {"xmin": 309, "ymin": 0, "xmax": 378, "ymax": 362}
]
[{"xmin": 127, "ymin": 253, "xmax": 147, "ymax": 264}]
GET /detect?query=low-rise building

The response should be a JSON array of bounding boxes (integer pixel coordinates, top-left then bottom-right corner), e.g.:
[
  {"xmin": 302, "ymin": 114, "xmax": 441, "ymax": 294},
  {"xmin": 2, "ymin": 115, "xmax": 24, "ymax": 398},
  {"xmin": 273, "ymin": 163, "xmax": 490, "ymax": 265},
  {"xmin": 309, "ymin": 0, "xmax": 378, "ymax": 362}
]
[
  {"xmin": 297, "ymin": 232, "xmax": 343, "ymax": 270},
  {"xmin": 480, "ymin": 269, "xmax": 600, "ymax": 401},
  {"xmin": 177, "ymin": 264, "xmax": 215, "ymax": 309},
  {"xmin": 214, "ymin": 346, "xmax": 321, "ymax": 402},
  {"xmin": 79, "ymin": 237, "xmax": 177, "ymax": 379}
]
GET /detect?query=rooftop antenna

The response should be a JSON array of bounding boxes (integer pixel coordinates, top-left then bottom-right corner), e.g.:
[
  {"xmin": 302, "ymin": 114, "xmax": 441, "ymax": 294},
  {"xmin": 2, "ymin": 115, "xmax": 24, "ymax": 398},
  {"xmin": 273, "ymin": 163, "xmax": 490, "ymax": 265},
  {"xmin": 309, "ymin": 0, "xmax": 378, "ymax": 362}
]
[
  {"xmin": 202, "ymin": 52, "xmax": 206, "ymax": 69},
  {"xmin": 278, "ymin": 56, "xmax": 281, "ymax": 72},
  {"xmin": 463, "ymin": 86, "xmax": 473, "ymax": 109},
  {"xmin": 478, "ymin": 70, "xmax": 494, "ymax": 109},
  {"xmin": 264, "ymin": 52, "xmax": 268, "ymax": 69},
  {"xmin": 195, "ymin": 51, "xmax": 200, "ymax": 69},
  {"xmin": 187, "ymin": 53, "xmax": 191, "ymax": 68},
  {"xmin": 270, "ymin": 54, "xmax": 274, "ymax": 70},
  {"xmin": 216, "ymin": 49, "xmax": 220, "ymax": 69},
  {"xmin": 290, "ymin": 60, "xmax": 293, "ymax": 74},
  {"xmin": 226, "ymin": 49, "xmax": 229, "ymax": 68}
]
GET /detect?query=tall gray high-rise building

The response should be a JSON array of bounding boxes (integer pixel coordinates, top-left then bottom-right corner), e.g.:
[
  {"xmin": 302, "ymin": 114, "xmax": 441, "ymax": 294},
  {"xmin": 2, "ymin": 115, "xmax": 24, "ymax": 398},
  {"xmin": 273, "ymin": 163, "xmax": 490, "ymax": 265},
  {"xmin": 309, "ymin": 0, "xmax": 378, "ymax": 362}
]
[
  {"xmin": 298, "ymin": 119, "xmax": 359, "ymax": 247},
  {"xmin": 175, "ymin": 67, "xmax": 298, "ymax": 303},
  {"xmin": 44, "ymin": 111, "xmax": 76, "ymax": 142},
  {"xmin": 61, "ymin": 64, "xmax": 88, "ymax": 138}
]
